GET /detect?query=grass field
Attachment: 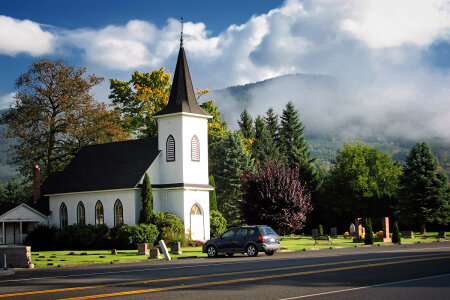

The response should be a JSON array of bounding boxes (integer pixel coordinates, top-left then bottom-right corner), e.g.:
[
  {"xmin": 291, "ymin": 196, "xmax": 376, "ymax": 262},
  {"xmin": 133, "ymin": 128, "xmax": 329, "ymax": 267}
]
[{"xmin": 30, "ymin": 232, "xmax": 449, "ymax": 268}]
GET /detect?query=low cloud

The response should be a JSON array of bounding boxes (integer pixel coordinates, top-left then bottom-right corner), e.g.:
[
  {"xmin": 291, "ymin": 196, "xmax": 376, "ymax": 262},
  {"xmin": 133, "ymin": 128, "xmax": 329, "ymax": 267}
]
[{"xmin": 0, "ymin": 15, "xmax": 55, "ymax": 56}]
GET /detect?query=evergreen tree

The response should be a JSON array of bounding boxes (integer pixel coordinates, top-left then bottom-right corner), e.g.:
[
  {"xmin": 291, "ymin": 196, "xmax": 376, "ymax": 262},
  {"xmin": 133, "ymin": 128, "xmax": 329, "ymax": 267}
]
[
  {"xmin": 238, "ymin": 109, "xmax": 255, "ymax": 140},
  {"xmin": 209, "ymin": 175, "xmax": 218, "ymax": 211},
  {"xmin": 264, "ymin": 107, "xmax": 279, "ymax": 143},
  {"xmin": 392, "ymin": 221, "xmax": 401, "ymax": 244},
  {"xmin": 395, "ymin": 142, "xmax": 450, "ymax": 233},
  {"xmin": 252, "ymin": 115, "xmax": 279, "ymax": 163},
  {"xmin": 279, "ymin": 101, "xmax": 318, "ymax": 192},
  {"xmin": 211, "ymin": 131, "xmax": 253, "ymax": 225},
  {"xmin": 364, "ymin": 218, "xmax": 375, "ymax": 245},
  {"xmin": 139, "ymin": 173, "xmax": 153, "ymax": 224}
]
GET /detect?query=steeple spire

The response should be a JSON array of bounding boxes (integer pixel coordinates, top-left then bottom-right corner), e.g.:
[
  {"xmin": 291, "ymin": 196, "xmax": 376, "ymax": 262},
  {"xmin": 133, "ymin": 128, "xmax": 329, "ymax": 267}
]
[
  {"xmin": 154, "ymin": 20, "xmax": 211, "ymax": 118},
  {"xmin": 180, "ymin": 17, "xmax": 184, "ymax": 48}
]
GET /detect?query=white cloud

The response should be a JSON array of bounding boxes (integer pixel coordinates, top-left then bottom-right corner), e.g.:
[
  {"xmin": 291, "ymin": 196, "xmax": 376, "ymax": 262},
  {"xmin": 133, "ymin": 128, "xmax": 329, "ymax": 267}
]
[
  {"xmin": 0, "ymin": 92, "xmax": 15, "ymax": 110},
  {"xmin": 340, "ymin": 0, "xmax": 450, "ymax": 48},
  {"xmin": 0, "ymin": 15, "xmax": 55, "ymax": 56}
]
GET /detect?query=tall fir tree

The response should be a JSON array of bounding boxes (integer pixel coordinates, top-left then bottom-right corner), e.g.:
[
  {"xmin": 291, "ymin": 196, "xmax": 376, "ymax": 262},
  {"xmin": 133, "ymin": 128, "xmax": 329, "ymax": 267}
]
[
  {"xmin": 264, "ymin": 107, "xmax": 279, "ymax": 144},
  {"xmin": 210, "ymin": 131, "xmax": 253, "ymax": 226},
  {"xmin": 392, "ymin": 221, "xmax": 401, "ymax": 244},
  {"xmin": 238, "ymin": 109, "xmax": 255, "ymax": 140},
  {"xmin": 209, "ymin": 175, "xmax": 218, "ymax": 211},
  {"xmin": 364, "ymin": 218, "xmax": 375, "ymax": 245},
  {"xmin": 252, "ymin": 115, "xmax": 279, "ymax": 163},
  {"xmin": 139, "ymin": 172, "xmax": 153, "ymax": 224},
  {"xmin": 395, "ymin": 142, "xmax": 449, "ymax": 233},
  {"xmin": 279, "ymin": 101, "xmax": 318, "ymax": 193}
]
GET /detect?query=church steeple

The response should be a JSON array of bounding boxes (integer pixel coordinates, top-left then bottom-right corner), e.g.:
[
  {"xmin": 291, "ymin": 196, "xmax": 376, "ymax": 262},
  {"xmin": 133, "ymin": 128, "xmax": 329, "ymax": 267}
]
[{"xmin": 155, "ymin": 20, "xmax": 210, "ymax": 117}]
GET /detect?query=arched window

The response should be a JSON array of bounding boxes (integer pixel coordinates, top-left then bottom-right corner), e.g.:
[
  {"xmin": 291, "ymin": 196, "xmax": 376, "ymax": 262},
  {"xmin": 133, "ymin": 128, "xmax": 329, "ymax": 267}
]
[
  {"xmin": 77, "ymin": 202, "xmax": 85, "ymax": 225},
  {"xmin": 166, "ymin": 135, "xmax": 175, "ymax": 161},
  {"xmin": 95, "ymin": 201, "xmax": 104, "ymax": 226},
  {"xmin": 190, "ymin": 204, "xmax": 202, "ymax": 215},
  {"xmin": 114, "ymin": 199, "xmax": 123, "ymax": 227},
  {"xmin": 60, "ymin": 202, "xmax": 68, "ymax": 228},
  {"xmin": 191, "ymin": 135, "xmax": 200, "ymax": 161}
]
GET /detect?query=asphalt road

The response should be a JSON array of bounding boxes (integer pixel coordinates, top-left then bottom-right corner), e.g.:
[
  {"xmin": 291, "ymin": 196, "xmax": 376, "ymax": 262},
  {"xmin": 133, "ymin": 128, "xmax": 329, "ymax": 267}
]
[{"xmin": 0, "ymin": 242, "xmax": 449, "ymax": 299}]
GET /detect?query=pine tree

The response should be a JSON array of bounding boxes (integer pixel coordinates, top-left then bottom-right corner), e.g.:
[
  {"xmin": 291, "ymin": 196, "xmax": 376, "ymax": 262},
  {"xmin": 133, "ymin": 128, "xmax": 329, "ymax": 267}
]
[
  {"xmin": 392, "ymin": 221, "xmax": 401, "ymax": 244},
  {"xmin": 238, "ymin": 109, "xmax": 255, "ymax": 140},
  {"xmin": 264, "ymin": 107, "xmax": 279, "ymax": 143},
  {"xmin": 211, "ymin": 131, "xmax": 253, "ymax": 225},
  {"xmin": 209, "ymin": 175, "xmax": 218, "ymax": 211},
  {"xmin": 395, "ymin": 142, "xmax": 450, "ymax": 233},
  {"xmin": 279, "ymin": 101, "xmax": 318, "ymax": 192},
  {"xmin": 252, "ymin": 115, "xmax": 279, "ymax": 163},
  {"xmin": 139, "ymin": 173, "xmax": 153, "ymax": 224},
  {"xmin": 364, "ymin": 218, "xmax": 375, "ymax": 245}
]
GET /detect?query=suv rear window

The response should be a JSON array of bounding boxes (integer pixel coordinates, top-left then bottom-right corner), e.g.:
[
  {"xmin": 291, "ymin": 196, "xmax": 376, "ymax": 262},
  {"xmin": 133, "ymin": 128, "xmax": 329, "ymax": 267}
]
[{"xmin": 259, "ymin": 226, "xmax": 277, "ymax": 235}]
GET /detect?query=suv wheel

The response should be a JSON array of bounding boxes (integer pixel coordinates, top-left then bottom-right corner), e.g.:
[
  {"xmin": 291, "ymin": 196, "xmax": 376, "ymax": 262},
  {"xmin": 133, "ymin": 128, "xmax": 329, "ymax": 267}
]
[
  {"xmin": 246, "ymin": 244, "xmax": 258, "ymax": 257},
  {"xmin": 206, "ymin": 245, "xmax": 218, "ymax": 257}
]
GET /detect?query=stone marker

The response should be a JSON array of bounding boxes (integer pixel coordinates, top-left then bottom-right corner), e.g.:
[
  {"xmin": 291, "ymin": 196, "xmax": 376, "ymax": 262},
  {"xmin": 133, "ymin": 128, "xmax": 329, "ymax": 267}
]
[
  {"xmin": 171, "ymin": 242, "xmax": 182, "ymax": 255},
  {"xmin": 381, "ymin": 217, "xmax": 392, "ymax": 242},
  {"xmin": 137, "ymin": 243, "xmax": 149, "ymax": 255},
  {"xmin": 330, "ymin": 227, "xmax": 338, "ymax": 238},
  {"xmin": 401, "ymin": 231, "xmax": 414, "ymax": 239},
  {"xmin": 437, "ymin": 231, "xmax": 447, "ymax": 238},
  {"xmin": 159, "ymin": 240, "xmax": 171, "ymax": 261},
  {"xmin": 149, "ymin": 247, "xmax": 162, "ymax": 259},
  {"xmin": 349, "ymin": 223, "xmax": 355, "ymax": 236},
  {"xmin": 0, "ymin": 246, "xmax": 32, "ymax": 268},
  {"xmin": 111, "ymin": 249, "xmax": 118, "ymax": 255}
]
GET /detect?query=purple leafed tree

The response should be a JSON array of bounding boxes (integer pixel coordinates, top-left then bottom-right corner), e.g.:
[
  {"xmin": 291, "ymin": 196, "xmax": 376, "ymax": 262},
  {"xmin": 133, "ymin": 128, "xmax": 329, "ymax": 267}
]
[{"xmin": 241, "ymin": 160, "xmax": 313, "ymax": 235}]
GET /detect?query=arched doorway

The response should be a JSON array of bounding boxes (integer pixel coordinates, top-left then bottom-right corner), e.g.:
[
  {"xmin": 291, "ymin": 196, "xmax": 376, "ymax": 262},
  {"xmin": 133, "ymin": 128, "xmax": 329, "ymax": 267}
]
[{"xmin": 190, "ymin": 203, "xmax": 204, "ymax": 240}]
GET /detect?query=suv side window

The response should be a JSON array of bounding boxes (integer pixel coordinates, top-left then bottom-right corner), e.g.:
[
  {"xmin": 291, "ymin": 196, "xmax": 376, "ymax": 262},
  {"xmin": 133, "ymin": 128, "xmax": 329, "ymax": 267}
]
[
  {"xmin": 236, "ymin": 228, "xmax": 248, "ymax": 237},
  {"xmin": 222, "ymin": 229, "xmax": 236, "ymax": 238},
  {"xmin": 260, "ymin": 226, "xmax": 277, "ymax": 235},
  {"xmin": 247, "ymin": 228, "xmax": 258, "ymax": 236}
]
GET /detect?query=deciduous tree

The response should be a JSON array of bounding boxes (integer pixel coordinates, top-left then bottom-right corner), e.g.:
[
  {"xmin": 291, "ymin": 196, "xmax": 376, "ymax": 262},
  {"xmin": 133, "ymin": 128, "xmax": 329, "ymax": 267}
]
[
  {"xmin": 109, "ymin": 68, "xmax": 171, "ymax": 138},
  {"xmin": 0, "ymin": 58, "xmax": 128, "ymax": 181},
  {"xmin": 241, "ymin": 160, "xmax": 313, "ymax": 235}
]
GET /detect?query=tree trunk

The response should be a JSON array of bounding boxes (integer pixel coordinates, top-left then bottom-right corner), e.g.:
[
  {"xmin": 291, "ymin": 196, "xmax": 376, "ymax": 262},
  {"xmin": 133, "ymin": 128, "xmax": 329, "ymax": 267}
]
[{"xmin": 420, "ymin": 222, "xmax": 426, "ymax": 234}]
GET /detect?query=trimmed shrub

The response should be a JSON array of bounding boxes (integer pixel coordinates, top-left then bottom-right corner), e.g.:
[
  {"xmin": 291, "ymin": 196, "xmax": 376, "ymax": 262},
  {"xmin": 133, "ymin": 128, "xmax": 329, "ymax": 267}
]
[
  {"xmin": 318, "ymin": 224, "xmax": 323, "ymax": 236},
  {"xmin": 392, "ymin": 221, "xmax": 401, "ymax": 243},
  {"xmin": 24, "ymin": 224, "xmax": 58, "ymax": 251},
  {"xmin": 364, "ymin": 218, "xmax": 375, "ymax": 245},
  {"xmin": 53, "ymin": 224, "xmax": 109, "ymax": 250},
  {"xmin": 113, "ymin": 224, "xmax": 159, "ymax": 249},
  {"xmin": 151, "ymin": 212, "xmax": 185, "ymax": 245},
  {"xmin": 210, "ymin": 210, "xmax": 227, "ymax": 238}
]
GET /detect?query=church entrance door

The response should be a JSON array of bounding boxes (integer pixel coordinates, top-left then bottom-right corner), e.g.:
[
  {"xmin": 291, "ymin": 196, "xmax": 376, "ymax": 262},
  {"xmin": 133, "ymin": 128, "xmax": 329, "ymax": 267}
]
[{"xmin": 190, "ymin": 204, "xmax": 204, "ymax": 240}]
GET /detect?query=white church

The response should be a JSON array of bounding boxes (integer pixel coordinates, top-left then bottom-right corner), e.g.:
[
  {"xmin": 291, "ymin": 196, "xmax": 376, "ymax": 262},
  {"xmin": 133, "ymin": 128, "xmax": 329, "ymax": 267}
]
[{"xmin": 0, "ymin": 36, "xmax": 213, "ymax": 244}]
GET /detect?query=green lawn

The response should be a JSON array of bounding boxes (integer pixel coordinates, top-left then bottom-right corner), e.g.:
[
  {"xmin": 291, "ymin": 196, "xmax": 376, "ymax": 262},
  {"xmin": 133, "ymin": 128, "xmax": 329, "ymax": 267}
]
[{"xmin": 30, "ymin": 232, "xmax": 449, "ymax": 268}]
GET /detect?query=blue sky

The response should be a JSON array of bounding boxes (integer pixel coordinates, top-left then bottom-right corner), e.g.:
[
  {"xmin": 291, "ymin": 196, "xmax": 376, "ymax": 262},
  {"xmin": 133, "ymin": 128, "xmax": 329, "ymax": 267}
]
[{"xmin": 0, "ymin": 0, "xmax": 449, "ymax": 141}]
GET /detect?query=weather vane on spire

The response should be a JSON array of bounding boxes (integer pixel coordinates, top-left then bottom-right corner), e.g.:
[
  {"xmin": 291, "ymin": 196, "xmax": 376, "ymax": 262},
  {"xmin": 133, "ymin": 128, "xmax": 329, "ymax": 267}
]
[{"xmin": 180, "ymin": 17, "xmax": 184, "ymax": 47}]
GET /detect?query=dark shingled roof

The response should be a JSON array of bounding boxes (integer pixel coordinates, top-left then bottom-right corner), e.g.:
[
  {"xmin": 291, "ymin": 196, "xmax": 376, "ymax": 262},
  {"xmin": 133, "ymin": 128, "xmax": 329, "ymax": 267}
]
[
  {"xmin": 42, "ymin": 138, "xmax": 160, "ymax": 195},
  {"xmin": 155, "ymin": 44, "xmax": 211, "ymax": 117}
]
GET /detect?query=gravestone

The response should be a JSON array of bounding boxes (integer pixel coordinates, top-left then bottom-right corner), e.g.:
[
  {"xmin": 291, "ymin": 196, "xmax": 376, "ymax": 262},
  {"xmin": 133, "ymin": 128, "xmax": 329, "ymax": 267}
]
[
  {"xmin": 353, "ymin": 218, "xmax": 364, "ymax": 243},
  {"xmin": 171, "ymin": 242, "xmax": 182, "ymax": 255},
  {"xmin": 111, "ymin": 249, "xmax": 117, "ymax": 255},
  {"xmin": 437, "ymin": 231, "xmax": 447, "ymax": 238},
  {"xmin": 401, "ymin": 231, "xmax": 414, "ymax": 239},
  {"xmin": 330, "ymin": 227, "xmax": 338, "ymax": 238},
  {"xmin": 312, "ymin": 229, "xmax": 319, "ymax": 238},
  {"xmin": 349, "ymin": 223, "xmax": 355, "ymax": 236},
  {"xmin": 137, "ymin": 243, "xmax": 149, "ymax": 255},
  {"xmin": 0, "ymin": 246, "xmax": 32, "ymax": 268},
  {"xmin": 149, "ymin": 247, "xmax": 162, "ymax": 259},
  {"xmin": 381, "ymin": 217, "xmax": 392, "ymax": 242}
]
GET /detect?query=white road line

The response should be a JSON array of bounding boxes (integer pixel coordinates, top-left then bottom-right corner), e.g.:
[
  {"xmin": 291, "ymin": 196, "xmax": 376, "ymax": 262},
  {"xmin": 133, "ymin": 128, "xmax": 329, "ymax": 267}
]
[
  {"xmin": 280, "ymin": 273, "xmax": 450, "ymax": 299},
  {"xmin": 2, "ymin": 245, "xmax": 449, "ymax": 283}
]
